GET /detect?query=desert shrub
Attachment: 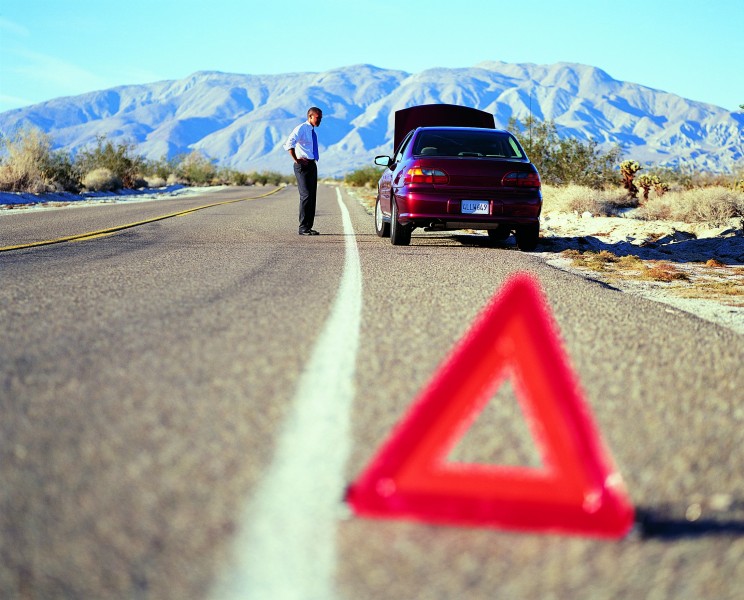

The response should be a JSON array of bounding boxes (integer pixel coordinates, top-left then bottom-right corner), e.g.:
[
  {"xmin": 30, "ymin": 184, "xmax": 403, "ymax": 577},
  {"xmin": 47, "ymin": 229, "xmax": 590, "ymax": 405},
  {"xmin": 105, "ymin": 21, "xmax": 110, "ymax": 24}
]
[
  {"xmin": 637, "ymin": 186, "xmax": 744, "ymax": 225},
  {"xmin": 46, "ymin": 150, "xmax": 81, "ymax": 192},
  {"xmin": 176, "ymin": 150, "xmax": 217, "ymax": 185},
  {"xmin": 142, "ymin": 155, "xmax": 180, "ymax": 181},
  {"xmin": 83, "ymin": 167, "xmax": 122, "ymax": 192},
  {"xmin": 229, "ymin": 170, "xmax": 252, "ymax": 186},
  {"xmin": 76, "ymin": 136, "xmax": 145, "ymax": 188},
  {"xmin": 541, "ymin": 184, "xmax": 637, "ymax": 215},
  {"xmin": 144, "ymin": 176, "xmax": 167, "ymax": 188},
  {"xmin": 344, "ymin": 166, "xmax": 384, "ymax": 188},
  {"xmin": 0, "ymin": 128, "xmax": 67, "ymax": 193},
  {"xmin": 249, "ymin": 170, "xmax": 292, "ymax": 186},
  {"xmin": 215, "ymin": 167, "xmax": 255, "ymax": 186},
  {"xmin": 508, "ymin": 117, "xmax": 621, "ymax": 188},
  {"xmin": 167, "ymin": 173, "xmax": 185, "ymax": 185}
]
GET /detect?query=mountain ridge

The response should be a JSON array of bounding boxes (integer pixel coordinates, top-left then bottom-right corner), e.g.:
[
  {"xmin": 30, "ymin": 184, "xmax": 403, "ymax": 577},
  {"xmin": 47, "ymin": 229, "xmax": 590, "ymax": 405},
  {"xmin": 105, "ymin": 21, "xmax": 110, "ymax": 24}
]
[{"xmin": 1, "ymin": 61, "xmax": 741, "ymax": 175}]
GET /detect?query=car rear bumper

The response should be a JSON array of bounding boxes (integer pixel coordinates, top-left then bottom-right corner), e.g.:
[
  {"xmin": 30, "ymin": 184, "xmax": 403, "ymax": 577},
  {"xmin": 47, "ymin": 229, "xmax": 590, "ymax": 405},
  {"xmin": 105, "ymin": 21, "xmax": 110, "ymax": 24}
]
[{"xmin": 395, "ymin": 189, "xmax": 542, "ymax": 227}]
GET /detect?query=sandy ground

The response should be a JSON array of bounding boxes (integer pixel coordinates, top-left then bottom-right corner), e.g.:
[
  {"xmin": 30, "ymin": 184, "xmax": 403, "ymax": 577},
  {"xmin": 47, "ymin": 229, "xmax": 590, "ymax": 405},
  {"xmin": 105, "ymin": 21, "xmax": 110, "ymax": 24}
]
[{"xmin": 537, "ymin": 209, "xmax": 744, "ymax": 335}]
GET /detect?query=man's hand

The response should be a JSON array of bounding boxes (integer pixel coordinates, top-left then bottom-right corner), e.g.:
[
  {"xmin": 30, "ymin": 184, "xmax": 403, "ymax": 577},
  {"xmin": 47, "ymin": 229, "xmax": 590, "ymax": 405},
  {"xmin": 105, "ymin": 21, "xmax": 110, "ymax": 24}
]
[{"xmin": 288, "ymin": 148, "xmax": 310, "ymax": 165}]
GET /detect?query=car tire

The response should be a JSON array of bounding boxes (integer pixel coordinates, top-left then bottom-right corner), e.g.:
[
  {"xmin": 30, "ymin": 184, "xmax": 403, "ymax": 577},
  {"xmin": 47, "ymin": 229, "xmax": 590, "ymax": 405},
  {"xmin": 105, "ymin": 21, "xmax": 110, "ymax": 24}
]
[
  {"xmin": 515, "ymin": 223, "xmax": 539, "ymax": 251},
  {"xmin": 375, "ymin": 195, "xmax": 390, "ymax": 238},
  {"xmin": 390, "ymin": 199, "xmax": 411, "ymax": 246},
  {"xmin": 487, "ymin": 225, "xmax": 511, "ymax": 242}
]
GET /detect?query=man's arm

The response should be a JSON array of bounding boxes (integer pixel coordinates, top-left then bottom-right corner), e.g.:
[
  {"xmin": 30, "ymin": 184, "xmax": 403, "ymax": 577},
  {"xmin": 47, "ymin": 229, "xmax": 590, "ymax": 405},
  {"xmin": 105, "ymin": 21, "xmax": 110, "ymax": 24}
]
[{"xmin": 288, "ymin": 147, "xmax": 309, "ymax": 164}]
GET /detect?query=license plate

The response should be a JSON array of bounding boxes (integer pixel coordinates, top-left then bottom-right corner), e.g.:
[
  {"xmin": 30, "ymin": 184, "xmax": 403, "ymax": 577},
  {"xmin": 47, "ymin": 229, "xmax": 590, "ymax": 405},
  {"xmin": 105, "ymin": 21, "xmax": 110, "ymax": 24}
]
[{"xmin": 461, "ymin": 200, "xmax": 490, "ymax": 215}]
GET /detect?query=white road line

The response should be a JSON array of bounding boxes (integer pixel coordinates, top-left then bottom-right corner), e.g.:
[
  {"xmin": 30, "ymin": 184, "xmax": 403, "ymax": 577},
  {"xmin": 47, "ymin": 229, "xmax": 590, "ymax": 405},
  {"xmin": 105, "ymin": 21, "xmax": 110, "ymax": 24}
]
[{"xmin": 211, "ymin": 187, "xmax": 362, "ymax": 600}]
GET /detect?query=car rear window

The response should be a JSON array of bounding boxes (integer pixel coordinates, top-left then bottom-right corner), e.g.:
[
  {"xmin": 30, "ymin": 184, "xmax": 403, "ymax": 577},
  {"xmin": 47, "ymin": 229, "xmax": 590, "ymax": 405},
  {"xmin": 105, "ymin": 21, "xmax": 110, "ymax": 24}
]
[{"xmin": 413, "ymin": 130, "xmax": 525, "ymax": 159}]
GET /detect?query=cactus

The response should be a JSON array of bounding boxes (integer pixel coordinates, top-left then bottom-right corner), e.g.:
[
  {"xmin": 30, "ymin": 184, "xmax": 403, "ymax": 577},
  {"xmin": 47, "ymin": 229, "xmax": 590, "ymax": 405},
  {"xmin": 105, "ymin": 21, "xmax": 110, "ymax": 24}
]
[
  {"xmin": 654, "ymin": 179, "xmax": 670, "ymax": 197},
  {"xmin": 636, "ymin": 174, "xmax": 656, "ymax": 201},
  {"xmin": 637, "ymin": 174, "xmax": 670, "ymax": 201},
  {"xmin": 620, "ymin": 160, "xmax": 641, "ymax": 199}
]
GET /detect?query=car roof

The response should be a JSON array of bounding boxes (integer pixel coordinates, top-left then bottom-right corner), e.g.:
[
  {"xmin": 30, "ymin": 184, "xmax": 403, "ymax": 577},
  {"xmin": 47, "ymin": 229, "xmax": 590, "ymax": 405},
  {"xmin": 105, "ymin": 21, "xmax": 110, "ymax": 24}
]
[{"xmin": 393, "ymin": 104, "xmax": 495, "ymax": 151}]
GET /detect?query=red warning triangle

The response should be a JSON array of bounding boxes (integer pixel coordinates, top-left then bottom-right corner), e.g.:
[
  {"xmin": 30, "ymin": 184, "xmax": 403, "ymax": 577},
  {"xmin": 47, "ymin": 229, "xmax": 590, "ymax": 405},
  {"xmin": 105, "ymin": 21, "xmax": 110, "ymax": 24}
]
[{"xmin": 346, "ymin": 273, "xmax": 634, "ymax": 538}]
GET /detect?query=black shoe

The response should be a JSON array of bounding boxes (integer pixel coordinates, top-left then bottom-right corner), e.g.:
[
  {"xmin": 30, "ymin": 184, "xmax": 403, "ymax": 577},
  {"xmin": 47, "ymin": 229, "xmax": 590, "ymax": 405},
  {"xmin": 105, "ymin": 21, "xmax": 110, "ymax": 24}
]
[{"xmin": 299, "ymin": 229, "xmax": 319, "ymax": 236}]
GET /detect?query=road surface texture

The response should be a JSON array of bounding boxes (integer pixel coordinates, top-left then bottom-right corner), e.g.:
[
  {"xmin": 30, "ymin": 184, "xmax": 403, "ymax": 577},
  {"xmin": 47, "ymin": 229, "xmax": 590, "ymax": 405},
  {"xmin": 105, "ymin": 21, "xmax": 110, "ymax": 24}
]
[{"xmin": 1, "ymin": 185, "xmax": 742, "ymax": 599}]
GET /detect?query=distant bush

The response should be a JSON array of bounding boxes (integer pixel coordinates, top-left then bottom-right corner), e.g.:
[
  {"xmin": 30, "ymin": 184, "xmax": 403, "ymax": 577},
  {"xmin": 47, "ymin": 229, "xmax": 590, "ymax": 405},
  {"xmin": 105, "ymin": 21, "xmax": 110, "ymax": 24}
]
[
  {"xmin": 83, "ymin": 167, "xmax": 122, "ymax": 192},
  {"xmin": 228, "ymin": 170, "xmax": 252, "ymax": 186},
  {"xmin": 214, "ymin": 167, "xmax": 256, "ymax": 186},
  {"xmin": 142, "ymin": 156, "xmax": 180, "ymax": 181},
  {"xmin": 637, "ymin": 187, "xmax": 744, "ymax": 225},
  {"xmin": 508, "ymin": 117, "xmax": 621, "ymax": 189},
  {"xmin": 344, "ymin": 166, "xmax": 384, "ymax": 188},
  {"xmin": 144, "ymin": 176, "xmax": 167, "ymax": 188},
  {"xmin": 176, "ymin": 150, "xmax": 217, "ymax": 185},
  {"xmin": 46, "ymin": 150, "xmax": 81, "ymax": 192},
  {"xmin": 0, "ymin": 128, "xmax": 74, "ymax": 193},
  {"xmin": 249, "ymin": 170, "xmax": 292, "ymax": 186},
  {"xmin": 75, "ymin": 135, "xmax": 146, "ymax": 188},
  {"xmin": 167, "ymin": 172, "xmax": 185, "ymax": 185},
  {"xmin": 76, "ymin": 136, "xmax": 145, "ymax": 188},
  {"xmin": 543, "ymin": 183, "xmax": 744, "ymax": 224},
  {"xmin": 541, "ymin": 184, "xmax": 637, "ymax": 215}
]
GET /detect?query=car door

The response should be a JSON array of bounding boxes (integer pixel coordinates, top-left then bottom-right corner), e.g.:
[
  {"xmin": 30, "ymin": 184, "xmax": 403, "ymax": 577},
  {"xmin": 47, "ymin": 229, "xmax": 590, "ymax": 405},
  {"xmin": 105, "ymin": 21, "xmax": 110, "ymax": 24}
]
[
  {"xmin": 378, "ymin": 131, "xmax": 412, "ymax": 216},
  {"xmin": 383, "ymin": 131, "xmax": 414, "ymax": 213}
]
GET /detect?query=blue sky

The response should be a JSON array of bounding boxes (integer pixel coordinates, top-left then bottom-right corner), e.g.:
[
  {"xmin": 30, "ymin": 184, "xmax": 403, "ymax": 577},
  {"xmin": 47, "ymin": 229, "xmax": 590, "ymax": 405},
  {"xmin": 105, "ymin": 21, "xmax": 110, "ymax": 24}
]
[{"xmin": 1, "ymin": 0, "xmax": 742, "ymax": 113}]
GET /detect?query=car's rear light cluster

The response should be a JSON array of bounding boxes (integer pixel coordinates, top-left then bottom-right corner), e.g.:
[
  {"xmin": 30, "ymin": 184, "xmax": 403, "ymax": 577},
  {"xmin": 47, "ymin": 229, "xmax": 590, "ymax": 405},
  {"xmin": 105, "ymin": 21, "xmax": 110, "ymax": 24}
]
[
  {"xmin": 404, "ymin": 167, "xmax": 449, "ymax": 185},
  {"xmin": 502, "ymin": 171, "xmax": 541, "ymax": 188}
]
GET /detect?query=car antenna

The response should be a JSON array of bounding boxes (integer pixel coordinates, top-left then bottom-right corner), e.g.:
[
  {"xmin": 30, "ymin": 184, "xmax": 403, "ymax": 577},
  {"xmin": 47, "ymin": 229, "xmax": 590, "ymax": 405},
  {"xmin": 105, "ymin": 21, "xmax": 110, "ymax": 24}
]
[{"xmin": 529, "ymin": 88, "xmax": 533, "ymax": 156}]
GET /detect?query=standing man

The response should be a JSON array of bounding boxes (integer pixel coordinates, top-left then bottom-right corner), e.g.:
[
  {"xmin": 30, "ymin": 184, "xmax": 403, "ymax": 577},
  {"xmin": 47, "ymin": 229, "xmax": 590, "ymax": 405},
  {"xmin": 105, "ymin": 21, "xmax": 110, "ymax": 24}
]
[{"xmin": 284, "ymin": 107, "xmax": 323, "ymax": 235}]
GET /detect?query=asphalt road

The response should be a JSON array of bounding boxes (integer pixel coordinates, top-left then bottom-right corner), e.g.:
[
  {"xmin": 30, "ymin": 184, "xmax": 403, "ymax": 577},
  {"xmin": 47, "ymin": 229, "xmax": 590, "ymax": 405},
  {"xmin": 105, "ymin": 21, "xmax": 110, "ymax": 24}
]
[{"xmin": 1, "ymin": 185, "xmax": 742, "ymax": 599}]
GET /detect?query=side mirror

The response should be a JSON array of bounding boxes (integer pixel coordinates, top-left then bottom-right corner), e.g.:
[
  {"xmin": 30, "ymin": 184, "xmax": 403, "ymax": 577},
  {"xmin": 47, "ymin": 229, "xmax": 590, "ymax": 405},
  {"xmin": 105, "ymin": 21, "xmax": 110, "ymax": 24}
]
[{"xmin": 374, "ymin": 155, "xmax": 393, "ymax": 168}]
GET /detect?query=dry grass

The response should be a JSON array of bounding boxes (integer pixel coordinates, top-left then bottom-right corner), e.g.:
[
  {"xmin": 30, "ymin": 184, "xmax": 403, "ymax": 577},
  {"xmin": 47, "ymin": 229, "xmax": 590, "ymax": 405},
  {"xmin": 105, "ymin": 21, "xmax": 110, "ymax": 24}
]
[
  {"xmin": 558, "ymin": 249, "xmax": 743, "ymax": 308},
  {"xmin": 0, "ymin": 129, "xmax": 55, "ymax": 193},
  {"xmin": 642, "ymin": 263, "xmax": 690, "ymax": 282},
  {"xmin": 145, "ymin": 176, "xmax": 167, "ymax": 188},
  {"xmin": 543, "ymin": 183, "xmax": 744, "ymax": 226},
  {"xmin": 83, "ymin": 168, "xmax": 122, "ymax": 192},
  {"xmin": 637, "ymin": 186, "xmax": 744, "ymax": 225},
  {"xmin": 562, "ymin": 249, "xmax": 642, "ymax": 273},
  {"xmin": 542, "ymin": 184, "xmax": 636, "ymax": 216}
]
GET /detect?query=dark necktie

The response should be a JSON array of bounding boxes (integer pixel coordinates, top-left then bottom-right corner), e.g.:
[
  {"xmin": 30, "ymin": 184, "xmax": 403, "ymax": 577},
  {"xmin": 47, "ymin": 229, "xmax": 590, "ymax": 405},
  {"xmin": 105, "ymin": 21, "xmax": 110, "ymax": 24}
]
[{"xmin": 312, "ymin": 128, "xmax": 319, "ymax": 161}]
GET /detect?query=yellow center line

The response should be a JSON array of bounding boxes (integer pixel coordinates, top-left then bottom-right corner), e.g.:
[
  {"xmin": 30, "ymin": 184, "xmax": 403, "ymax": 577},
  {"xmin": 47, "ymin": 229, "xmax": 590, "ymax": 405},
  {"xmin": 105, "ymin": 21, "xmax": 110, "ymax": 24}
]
[
  {"xmin": 0, "ymin": 187, "xmax": 283, "ymax": 253},
  {"xmin": 71, "ymin": 231, "xmax": 118, "ymax": 242}
]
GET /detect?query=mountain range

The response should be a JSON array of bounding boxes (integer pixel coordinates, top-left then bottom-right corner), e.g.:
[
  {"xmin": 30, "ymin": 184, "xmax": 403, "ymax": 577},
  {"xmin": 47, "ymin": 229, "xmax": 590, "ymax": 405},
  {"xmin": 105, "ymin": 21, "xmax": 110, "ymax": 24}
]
[{"xmin": 1, "ymin": 62, "xmax": 741, "ymax": 176}]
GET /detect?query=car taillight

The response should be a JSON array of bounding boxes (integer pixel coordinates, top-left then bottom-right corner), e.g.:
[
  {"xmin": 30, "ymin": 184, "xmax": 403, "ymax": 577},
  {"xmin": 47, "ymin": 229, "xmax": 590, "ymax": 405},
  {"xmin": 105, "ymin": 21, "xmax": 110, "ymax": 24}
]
[
  {"xmin": 404, "ymin": 167, "xmax": 449, "ymax": 185},
  {"xmin": 502, "ymin": 171, "xmax": 541, "ymax": 188}
]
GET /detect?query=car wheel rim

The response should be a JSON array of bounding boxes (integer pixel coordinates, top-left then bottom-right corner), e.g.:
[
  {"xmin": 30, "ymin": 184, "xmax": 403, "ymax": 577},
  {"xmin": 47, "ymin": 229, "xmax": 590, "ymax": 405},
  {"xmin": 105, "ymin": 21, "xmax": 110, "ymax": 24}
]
[{"xmin": 375, "ymin": 200, "xmax": 383, "ymax": 231}]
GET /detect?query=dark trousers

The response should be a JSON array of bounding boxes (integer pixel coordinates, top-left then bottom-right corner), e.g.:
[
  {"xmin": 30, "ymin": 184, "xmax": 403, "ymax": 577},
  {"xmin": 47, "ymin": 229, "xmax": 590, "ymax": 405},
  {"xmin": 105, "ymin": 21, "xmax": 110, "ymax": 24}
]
[{"xmin": 294, "ymin": 160, "xmax": 317, "ymax": 232}]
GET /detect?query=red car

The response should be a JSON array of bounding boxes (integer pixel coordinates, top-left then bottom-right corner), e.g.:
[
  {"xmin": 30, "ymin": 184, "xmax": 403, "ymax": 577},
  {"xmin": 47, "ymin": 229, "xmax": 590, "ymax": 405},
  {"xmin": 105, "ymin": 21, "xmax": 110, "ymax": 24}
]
[{"xmin": 374, "ymin": 104, "xmax": 542, "ymax": 250}]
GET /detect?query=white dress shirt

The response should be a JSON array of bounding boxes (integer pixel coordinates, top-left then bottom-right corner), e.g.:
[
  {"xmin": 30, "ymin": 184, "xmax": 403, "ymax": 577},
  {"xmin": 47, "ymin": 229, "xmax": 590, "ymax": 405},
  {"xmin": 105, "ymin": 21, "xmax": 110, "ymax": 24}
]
[{"xmin": 284, "ymin": 121, "xmax": 318, "ymax": 161}]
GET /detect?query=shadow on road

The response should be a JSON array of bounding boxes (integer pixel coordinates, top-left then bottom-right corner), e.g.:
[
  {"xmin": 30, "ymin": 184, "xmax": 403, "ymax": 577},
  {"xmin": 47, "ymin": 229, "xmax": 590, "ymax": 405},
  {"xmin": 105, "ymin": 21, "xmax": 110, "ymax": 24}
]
[
  {"xmin": 370, "ymin": 229, "xmax": 744, "ymax": 266},
  {"xmin": 636, "ymin": 504, "xmax": 744, "ymax": 540}
]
